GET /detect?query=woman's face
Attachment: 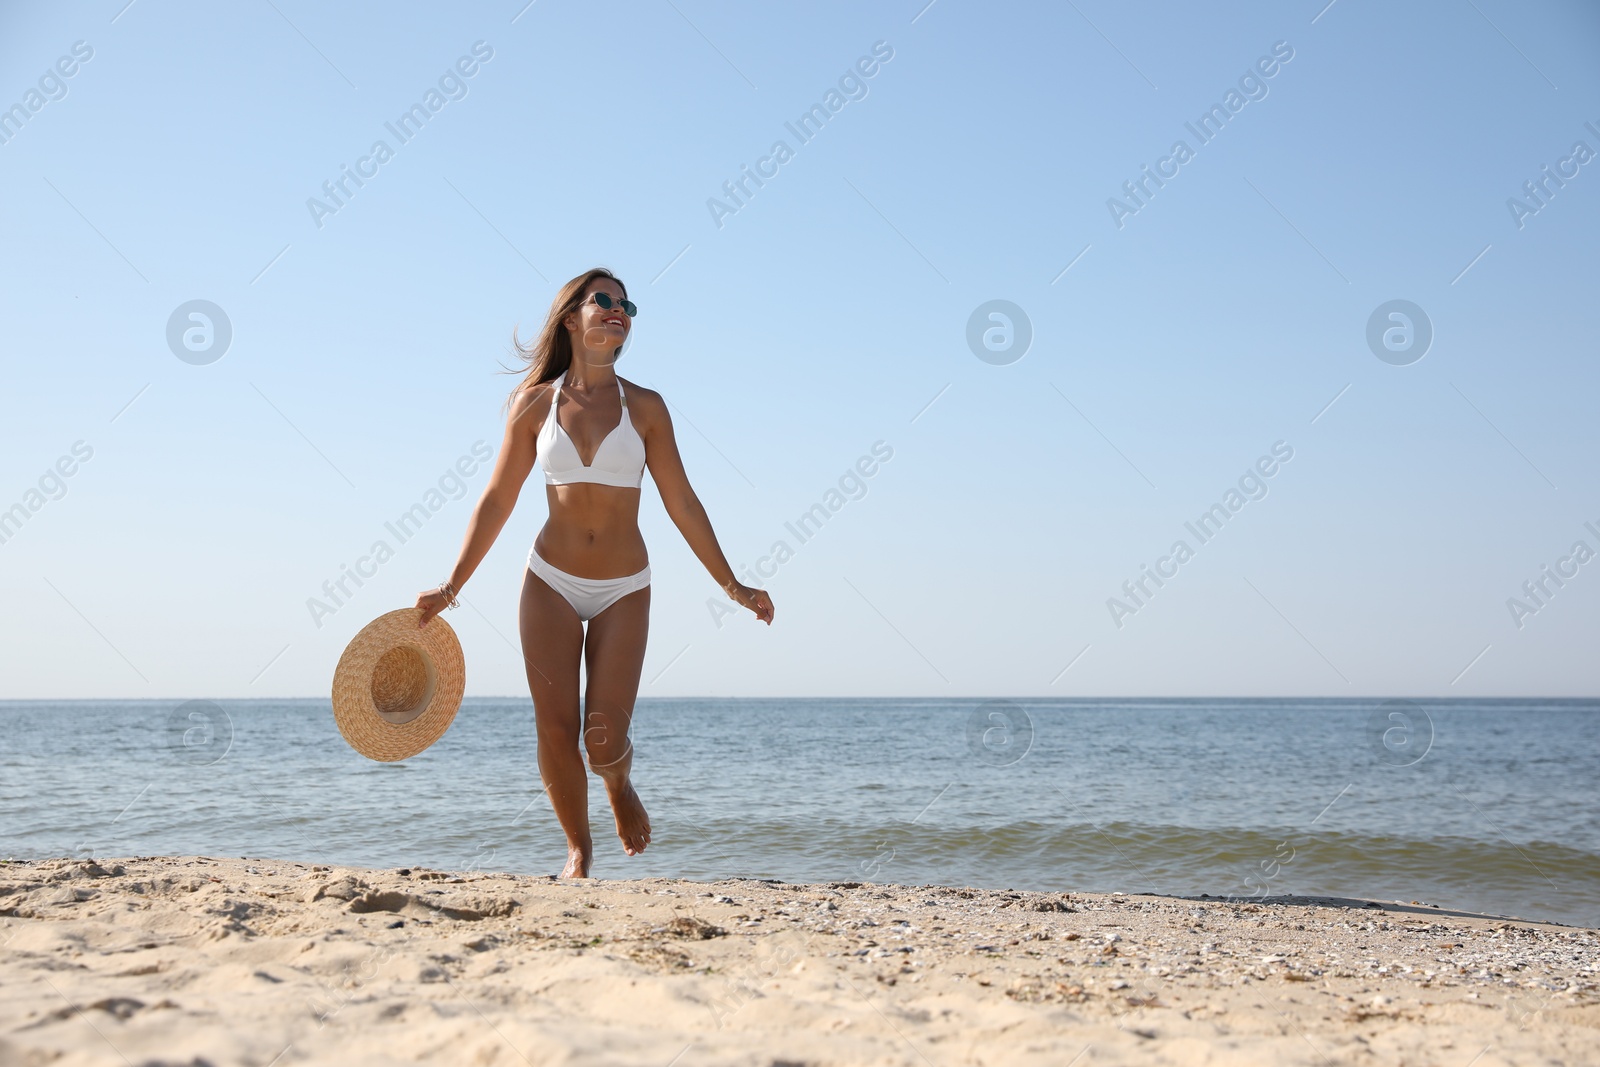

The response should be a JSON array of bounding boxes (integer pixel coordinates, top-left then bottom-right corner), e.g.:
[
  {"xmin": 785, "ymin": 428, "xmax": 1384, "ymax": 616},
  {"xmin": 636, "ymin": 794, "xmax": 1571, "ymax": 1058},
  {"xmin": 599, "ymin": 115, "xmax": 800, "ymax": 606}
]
[{"xmin": 565, "ymin": 277, "xmax": 631, "ymax": 360}]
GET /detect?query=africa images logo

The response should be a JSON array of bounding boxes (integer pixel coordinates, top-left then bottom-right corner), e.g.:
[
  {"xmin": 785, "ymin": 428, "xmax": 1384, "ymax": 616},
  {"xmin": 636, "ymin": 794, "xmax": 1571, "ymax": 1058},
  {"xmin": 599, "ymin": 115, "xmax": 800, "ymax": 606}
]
[
  {"xmin": 706, "ymin": 40, "xmax": 895, "ymax": 229},
  {"xmin": 306, "ymin": 42, "xmax": 495, "ymax": 229},
  {"xmin": 1106, "ymin": 41, "xmax": 1295, "ymax": 229}
]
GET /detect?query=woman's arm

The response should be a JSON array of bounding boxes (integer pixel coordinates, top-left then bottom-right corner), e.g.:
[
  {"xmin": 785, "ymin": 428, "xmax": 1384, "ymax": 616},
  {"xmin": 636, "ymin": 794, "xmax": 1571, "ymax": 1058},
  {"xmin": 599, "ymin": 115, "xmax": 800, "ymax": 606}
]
[
  {"xmin": 415, "ymin": 383, "xmax": 546, "ymax": 627},
  {"xmin": 637, "ymin": 388, "xmax": 774, "ymax": 625}
]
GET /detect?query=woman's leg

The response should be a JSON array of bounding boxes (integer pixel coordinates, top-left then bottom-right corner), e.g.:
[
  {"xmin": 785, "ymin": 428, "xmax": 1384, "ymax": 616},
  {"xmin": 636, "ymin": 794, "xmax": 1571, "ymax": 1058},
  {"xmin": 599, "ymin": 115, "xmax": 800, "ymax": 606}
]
[
  {"xmin": 581, "ymin": 584, "xmax": 652, "ymax": 856},
  {"xmin": 518, "ymin": 568, "xmax": 590, "ymax": 877}
]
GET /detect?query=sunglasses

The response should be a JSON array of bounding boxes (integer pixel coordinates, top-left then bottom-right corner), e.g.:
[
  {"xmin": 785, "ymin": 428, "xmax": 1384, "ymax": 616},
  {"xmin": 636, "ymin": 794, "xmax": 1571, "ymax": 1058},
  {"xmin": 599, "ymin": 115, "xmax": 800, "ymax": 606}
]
[{"xmin": 588, "ymin": 292, "xmax": 637, "ymax": 318}]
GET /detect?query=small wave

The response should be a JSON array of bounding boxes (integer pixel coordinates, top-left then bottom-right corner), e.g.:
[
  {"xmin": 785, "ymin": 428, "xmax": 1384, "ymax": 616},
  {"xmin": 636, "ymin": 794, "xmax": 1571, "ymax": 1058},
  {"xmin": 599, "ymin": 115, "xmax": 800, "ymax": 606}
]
[{"xmin": 656, "ymin": 817, "xmax": 1600, "ymax": 926}]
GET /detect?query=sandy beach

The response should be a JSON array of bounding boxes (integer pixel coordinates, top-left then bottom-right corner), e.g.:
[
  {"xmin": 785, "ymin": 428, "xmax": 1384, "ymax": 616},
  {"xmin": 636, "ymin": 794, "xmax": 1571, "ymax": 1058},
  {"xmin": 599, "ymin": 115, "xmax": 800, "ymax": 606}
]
[{"xmin": 3, "ymin": 855, "xmax": 1596, "ymax": 1066}]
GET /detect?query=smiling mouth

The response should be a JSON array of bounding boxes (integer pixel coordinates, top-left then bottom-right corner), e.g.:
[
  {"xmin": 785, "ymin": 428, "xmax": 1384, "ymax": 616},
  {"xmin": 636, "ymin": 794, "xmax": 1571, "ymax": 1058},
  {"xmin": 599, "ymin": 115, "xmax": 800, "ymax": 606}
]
[{"xmin": 604, "ymin": 317, "xmax": 624, "ymax": 326}]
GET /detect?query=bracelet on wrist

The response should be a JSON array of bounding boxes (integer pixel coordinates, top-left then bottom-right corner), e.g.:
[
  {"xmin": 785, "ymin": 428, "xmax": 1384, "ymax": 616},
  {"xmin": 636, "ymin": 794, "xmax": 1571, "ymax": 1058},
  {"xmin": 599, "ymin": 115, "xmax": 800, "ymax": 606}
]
[{"xmin": 439, "ymin": 581, "xmax": 460, "ymax": 609}]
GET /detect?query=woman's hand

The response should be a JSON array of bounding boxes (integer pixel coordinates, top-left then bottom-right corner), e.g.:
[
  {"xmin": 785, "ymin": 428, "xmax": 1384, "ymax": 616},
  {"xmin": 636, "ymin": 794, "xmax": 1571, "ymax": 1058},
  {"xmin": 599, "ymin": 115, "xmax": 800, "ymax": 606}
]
[
  {"xmin": 729, "ymin": 583, "xmax": 774, "ymax": 625},
  {"xmin": 415, "ymin": 587, "xmax": 454, "ymax": 628}
]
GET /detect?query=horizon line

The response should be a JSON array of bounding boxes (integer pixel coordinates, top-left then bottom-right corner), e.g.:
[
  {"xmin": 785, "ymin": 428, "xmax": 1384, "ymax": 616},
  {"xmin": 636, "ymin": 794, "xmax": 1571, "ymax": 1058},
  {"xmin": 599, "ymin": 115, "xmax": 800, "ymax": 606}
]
[{"xmin": 2, "ymin": 694, "xmax": 1597, "ymax": 704}]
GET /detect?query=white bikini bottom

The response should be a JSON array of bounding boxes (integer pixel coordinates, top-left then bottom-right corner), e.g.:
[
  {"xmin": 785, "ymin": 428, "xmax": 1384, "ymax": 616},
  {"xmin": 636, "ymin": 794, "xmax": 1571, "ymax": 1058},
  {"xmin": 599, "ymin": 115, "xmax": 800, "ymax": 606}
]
[{"xmin": 527, "ymin": 544, "xmax": 650, "ymax": 622}]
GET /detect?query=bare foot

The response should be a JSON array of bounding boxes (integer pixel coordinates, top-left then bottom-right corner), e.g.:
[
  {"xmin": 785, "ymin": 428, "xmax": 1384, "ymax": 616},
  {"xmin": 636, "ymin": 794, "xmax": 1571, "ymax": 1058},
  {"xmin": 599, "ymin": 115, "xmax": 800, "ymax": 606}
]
[
  {"xmin": 559, "ymin": 843, "xmax": 593, "ymax": 879},
  {"xmin": 606, "ymin": 780, "xmax": 652, "ymax": 856}
]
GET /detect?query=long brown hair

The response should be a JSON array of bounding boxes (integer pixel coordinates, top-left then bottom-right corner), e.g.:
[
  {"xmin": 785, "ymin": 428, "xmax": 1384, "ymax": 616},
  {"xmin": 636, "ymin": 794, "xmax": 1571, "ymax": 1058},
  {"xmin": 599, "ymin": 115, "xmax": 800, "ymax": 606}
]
[{"xmin": 507, "ymin": 267, "xmax": 630, "ymax": 404}]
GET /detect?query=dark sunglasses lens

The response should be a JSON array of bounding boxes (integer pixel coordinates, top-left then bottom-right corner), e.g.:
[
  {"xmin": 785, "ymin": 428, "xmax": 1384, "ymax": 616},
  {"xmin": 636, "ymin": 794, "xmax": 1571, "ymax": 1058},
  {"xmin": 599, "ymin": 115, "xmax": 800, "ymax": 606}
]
[{"xmin": 590, "ymin": 292, "xmax": 634, "ymax": 317}]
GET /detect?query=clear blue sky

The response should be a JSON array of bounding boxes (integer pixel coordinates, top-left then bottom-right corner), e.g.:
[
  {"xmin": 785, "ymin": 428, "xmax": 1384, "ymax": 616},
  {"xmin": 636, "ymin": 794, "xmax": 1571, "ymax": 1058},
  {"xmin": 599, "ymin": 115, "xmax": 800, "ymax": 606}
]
[{"xmin": 2, "ymin": 0, "xmax": 1596, "ymax": 699}]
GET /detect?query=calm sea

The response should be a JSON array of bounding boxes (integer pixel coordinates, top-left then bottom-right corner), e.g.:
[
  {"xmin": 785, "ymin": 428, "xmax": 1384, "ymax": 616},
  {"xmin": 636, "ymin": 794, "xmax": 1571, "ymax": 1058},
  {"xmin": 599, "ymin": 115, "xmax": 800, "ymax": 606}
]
[{"xmin": 3, "ymin": 698, "xmax": 1596, "ymax": 927}]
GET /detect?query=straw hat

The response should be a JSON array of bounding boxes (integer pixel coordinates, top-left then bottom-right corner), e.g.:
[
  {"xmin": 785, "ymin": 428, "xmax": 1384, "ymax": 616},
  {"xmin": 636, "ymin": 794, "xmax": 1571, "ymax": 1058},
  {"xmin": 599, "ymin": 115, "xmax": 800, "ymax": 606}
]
[{"xmin": 331, "ymin": 608, "xmax": 465, "ymax": 762}]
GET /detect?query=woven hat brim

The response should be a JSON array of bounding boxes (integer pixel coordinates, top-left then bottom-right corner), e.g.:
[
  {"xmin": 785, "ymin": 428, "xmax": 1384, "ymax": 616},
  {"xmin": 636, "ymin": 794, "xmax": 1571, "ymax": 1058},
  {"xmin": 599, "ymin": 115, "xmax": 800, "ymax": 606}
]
[{"xmin": 331, "ymin": 608, "xmax": 465, "ymax": 762}]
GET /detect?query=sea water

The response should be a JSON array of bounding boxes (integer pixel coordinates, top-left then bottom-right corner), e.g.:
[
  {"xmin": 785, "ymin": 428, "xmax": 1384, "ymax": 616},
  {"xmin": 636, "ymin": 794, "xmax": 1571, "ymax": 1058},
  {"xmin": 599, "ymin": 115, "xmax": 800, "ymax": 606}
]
[{"xmin": 2, "ymin": 698, "xmax": 1596, "ymax": 927}]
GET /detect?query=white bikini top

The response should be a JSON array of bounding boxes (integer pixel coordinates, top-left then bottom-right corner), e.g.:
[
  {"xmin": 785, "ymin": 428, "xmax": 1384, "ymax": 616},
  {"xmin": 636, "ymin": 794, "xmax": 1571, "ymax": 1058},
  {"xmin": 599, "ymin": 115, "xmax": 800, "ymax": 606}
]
[{"xmin": 536, "ymin": 370, "xmax": 645, "ymax": 488}]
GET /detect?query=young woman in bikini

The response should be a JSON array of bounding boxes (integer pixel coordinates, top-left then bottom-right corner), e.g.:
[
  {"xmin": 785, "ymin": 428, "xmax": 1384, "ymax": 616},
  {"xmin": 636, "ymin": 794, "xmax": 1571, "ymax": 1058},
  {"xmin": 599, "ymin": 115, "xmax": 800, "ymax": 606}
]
[{"xmin": 414, "ymin": 267, "xmax": 774, "ymax": 878}]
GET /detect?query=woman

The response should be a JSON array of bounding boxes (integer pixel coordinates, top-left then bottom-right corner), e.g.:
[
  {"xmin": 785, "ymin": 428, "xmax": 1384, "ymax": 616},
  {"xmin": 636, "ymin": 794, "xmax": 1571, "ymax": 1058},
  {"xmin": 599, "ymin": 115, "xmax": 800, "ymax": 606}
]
[{"xmin": 414, "ymin": 267, "xmax": 774, "ymax": 878}]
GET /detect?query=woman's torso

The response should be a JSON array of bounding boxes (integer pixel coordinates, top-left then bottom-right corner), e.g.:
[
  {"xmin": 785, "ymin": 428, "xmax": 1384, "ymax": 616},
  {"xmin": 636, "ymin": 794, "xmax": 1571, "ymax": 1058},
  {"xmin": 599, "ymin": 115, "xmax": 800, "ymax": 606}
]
[{"xmin": 529, "ymin": 371, "xmax": 648, "ymax": 579}]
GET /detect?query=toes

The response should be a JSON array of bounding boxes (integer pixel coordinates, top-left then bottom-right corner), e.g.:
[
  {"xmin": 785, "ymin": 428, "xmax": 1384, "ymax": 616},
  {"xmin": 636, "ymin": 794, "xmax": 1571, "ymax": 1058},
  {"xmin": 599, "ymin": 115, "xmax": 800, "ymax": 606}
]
[{"xmin": 607, "ymin": 786, "xmax": 651, "ymax": 856}]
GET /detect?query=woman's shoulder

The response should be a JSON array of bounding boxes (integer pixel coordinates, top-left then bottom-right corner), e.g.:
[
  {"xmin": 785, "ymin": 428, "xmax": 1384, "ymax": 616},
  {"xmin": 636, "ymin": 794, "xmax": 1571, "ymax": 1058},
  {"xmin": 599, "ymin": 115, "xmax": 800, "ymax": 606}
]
[
  {"xmin": 619, "ymin": 376, "xmax": 668, "ymax": 425},
  {"xmin": 509, "ymin": 376, "xmax": 560, "ymax": 427},
  {"xmin": 618, "ymin": 375, "xmax": 663, "ymax": 406}
]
